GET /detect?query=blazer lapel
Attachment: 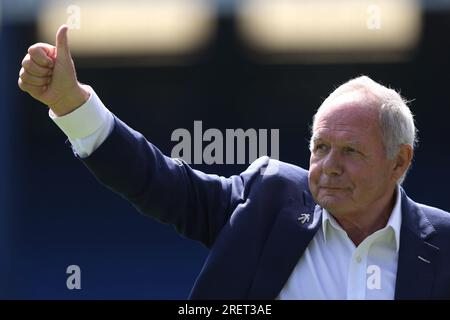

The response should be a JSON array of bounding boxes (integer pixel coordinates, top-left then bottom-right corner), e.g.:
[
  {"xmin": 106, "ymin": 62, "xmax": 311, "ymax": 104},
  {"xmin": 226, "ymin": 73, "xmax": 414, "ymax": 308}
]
[
  {"xmin": 247, "ymin": 191, "xmax": 321, "ymax": 299},
  {"xmin": 395, "ymin": 189, "xmax": 440, "ymax": 299}
]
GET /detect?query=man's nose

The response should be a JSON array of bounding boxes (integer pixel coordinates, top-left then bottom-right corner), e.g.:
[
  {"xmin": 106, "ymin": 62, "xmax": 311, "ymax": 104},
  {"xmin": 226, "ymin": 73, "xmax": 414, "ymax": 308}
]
[{"xmin": 322, "ymin": 148, "xmax": 343, "ymax": 176}]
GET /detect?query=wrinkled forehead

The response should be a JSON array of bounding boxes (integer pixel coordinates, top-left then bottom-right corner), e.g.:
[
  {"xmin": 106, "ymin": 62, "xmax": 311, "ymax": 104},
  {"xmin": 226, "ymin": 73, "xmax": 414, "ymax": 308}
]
[
  {"xmin": 314, "ymin": 91, "xmax": 380, "ymax": 131},
  {"xmin": 311, "ymin": 92, "xmax": 383, "ymax": 145}
]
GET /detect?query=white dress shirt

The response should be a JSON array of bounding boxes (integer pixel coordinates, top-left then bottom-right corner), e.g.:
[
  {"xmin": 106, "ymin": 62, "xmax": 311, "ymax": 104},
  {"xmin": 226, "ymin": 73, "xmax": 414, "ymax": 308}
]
[
  {"xmin": 50, "ymin": 87, "xmax": 403, "ymax": 300},
  {"xmin": 278, "ymin": 185, "xmax": 402, "ymax": 300},
  {"xmin": 49, "ymin": 86, "xmax": 114, "ymax": 158}
]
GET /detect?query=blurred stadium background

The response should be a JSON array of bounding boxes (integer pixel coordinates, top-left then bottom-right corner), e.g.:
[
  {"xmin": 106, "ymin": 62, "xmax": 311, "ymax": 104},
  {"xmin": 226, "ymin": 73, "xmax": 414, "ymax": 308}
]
[{"xmin": 0, "ymin": 0, "xmax": 449, "ymax": 299}]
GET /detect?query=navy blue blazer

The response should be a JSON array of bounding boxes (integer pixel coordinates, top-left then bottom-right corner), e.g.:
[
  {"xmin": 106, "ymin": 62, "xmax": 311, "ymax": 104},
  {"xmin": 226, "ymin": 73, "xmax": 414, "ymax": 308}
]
[{"xmin": 81, "ymin": 117, "xmax": 450, "ymax": 299}]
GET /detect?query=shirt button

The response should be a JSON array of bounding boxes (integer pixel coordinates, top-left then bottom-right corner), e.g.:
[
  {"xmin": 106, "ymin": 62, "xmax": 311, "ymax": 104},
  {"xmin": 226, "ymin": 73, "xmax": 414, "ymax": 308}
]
[{"xmin": 356, "ymin": 256, "xmax": 362, "ymax": 263}]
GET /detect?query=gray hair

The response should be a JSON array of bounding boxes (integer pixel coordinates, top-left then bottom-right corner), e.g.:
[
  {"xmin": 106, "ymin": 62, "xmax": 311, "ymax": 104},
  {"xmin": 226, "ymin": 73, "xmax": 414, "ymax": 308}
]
[{"xmin": 310, "ymin": 75, "xmax": 418, "ymax": 184}]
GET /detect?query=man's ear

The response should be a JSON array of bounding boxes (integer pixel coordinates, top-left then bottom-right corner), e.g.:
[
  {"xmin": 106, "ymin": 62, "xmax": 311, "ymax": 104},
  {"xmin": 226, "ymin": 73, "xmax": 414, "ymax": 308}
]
[{"xmin": 392, "ymin": 144, "xmax": 414, "ymax": 182}]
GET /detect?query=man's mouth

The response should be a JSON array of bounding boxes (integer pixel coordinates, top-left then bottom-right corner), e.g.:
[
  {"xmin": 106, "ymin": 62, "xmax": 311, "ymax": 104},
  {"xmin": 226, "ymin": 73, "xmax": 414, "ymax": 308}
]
[{"xmin": 320, "ymin": 186, "xmax": 347, "ymax": 191}]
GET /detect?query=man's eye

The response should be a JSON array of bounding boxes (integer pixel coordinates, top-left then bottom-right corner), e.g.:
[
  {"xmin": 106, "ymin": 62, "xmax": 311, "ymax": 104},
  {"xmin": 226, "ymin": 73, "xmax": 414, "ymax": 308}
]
[
  {"xmin": 315, "ymin": 144, "xmax": 328, "ymax": 152},
  {"xmin": 344, "ymin": 147, "xmax": 357, "ymax": 153}
]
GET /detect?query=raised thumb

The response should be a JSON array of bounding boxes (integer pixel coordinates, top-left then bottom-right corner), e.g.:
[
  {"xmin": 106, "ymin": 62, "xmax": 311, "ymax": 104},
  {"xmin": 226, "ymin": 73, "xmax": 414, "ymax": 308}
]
[{"xmin": 55, "ymin": 25, "xmax": 72, "ymax": 60}]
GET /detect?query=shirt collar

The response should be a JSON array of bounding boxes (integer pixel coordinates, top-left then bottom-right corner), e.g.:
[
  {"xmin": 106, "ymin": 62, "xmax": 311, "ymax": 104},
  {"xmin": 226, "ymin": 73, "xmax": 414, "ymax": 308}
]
[{"xmin": 322, "ymin": 184, "xmax": 402, "ymax": 251}]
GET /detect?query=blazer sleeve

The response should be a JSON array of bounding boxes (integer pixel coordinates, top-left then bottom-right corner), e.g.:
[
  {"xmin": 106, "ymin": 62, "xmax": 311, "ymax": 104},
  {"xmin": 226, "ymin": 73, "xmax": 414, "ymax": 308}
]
[{"xmin": 79, "ymin": 116, "xmax": 265, "ymax": 248}]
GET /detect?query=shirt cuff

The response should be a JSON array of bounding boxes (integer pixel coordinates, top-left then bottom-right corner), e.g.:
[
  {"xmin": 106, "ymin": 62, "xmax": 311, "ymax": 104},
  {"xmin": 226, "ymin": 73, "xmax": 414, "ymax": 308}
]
[{"xmin": 49, "ymin": 86, "xmax": 110, "ymax": 140}]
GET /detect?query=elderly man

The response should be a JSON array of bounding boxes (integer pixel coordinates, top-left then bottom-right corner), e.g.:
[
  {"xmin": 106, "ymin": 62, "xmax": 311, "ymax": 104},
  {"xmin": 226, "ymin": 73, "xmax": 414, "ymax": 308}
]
[{"xmin": 18, "ymin": 26, "xmax": 450, "ymax": 299}]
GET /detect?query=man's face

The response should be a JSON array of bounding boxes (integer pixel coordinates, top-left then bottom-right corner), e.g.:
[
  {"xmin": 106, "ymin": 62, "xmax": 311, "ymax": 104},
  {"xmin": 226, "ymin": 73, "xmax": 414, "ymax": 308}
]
[{"xmin": 308, "ymin": 93, "xmax": 396, "ymax": 216}]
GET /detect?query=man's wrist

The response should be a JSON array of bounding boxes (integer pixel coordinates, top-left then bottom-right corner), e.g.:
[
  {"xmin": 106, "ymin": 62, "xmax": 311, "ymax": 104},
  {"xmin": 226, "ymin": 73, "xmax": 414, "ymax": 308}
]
[{"xmin": 50, "ymin": 83, "xmax": 91, "ymax": 117}]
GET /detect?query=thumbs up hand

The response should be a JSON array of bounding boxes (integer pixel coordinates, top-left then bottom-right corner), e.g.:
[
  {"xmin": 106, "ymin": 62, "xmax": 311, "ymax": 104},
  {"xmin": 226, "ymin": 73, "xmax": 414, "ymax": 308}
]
[{"xmin": 18, "ymin": 25, "xmax": 90, "ymax": 116}]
